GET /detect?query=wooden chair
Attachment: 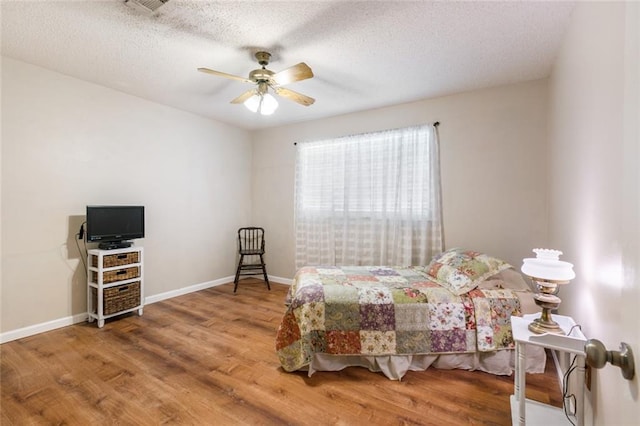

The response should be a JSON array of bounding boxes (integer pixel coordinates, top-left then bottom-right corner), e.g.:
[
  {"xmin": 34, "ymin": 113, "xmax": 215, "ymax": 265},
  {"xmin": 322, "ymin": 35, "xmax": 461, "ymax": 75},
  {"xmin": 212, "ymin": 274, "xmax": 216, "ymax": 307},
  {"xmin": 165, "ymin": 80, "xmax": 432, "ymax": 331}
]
[{"xmin": 234, "ymin": 227, "xmax": 270, "ymax": 293}]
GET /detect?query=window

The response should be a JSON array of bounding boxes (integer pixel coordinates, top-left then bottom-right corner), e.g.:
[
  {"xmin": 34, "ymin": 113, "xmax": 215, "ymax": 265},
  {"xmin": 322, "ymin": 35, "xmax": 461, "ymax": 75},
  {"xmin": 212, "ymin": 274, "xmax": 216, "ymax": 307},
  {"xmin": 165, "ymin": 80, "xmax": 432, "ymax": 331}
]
[{"xmin": 294, "ymin": 123, "xmax": 443, "ymax": 267}]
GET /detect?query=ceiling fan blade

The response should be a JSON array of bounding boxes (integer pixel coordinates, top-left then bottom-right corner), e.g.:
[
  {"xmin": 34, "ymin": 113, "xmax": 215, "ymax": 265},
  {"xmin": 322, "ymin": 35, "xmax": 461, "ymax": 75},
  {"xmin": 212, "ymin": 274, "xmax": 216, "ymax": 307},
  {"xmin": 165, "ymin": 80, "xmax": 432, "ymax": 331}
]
[
  {"xmin": 197, "ymin": 67, "xmax": 253, "ymax": 84},
  {"xmin": 271, "ymin": 62, "xmax": 314, "ymax": 86},
  {"xmin": 230, "ymin": 88, "xmax": 257, "ymax": 104},
  {"xmin": 273, "ymin": 87, "xmax": 315, "ymax": 106}
]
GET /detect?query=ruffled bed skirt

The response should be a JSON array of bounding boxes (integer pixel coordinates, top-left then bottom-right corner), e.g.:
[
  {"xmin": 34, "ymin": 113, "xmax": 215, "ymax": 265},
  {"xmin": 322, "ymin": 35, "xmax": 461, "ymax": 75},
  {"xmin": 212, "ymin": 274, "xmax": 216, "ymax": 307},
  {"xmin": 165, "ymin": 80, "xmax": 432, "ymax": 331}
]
[{"xmin": 304, "ymin": 346, "xmax": 546, "ymax": 380}]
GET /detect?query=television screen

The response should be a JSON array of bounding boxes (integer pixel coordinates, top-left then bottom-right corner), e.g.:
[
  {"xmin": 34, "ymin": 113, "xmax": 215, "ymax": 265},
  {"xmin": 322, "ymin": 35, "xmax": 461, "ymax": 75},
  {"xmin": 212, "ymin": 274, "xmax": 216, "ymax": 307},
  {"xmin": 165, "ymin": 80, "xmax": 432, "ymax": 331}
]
[{"xmin": 86, "ymin": 206, "xmax": 145, "ymax": 249}]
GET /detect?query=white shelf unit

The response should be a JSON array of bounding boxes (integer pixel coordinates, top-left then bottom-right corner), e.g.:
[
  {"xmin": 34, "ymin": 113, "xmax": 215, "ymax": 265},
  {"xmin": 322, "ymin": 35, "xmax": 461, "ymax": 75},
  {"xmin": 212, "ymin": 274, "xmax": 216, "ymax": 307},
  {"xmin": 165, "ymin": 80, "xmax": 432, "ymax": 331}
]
[
  {"xmin": 87, "ymin": 246, "xmax": 144, "ymax": 328},
  {"xmin": 510, "ymin": 313, "xmax": 587, "ymax": 426}
]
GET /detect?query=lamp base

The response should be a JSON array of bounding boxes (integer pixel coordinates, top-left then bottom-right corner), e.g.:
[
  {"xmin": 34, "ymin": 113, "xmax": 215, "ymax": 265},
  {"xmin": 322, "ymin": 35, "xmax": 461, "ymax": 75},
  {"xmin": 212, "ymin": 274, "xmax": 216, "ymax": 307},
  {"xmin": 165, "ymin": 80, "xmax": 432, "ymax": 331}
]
[{"xmin": 528, "ymin": 317, "xmax": 565, "ymax": 335}]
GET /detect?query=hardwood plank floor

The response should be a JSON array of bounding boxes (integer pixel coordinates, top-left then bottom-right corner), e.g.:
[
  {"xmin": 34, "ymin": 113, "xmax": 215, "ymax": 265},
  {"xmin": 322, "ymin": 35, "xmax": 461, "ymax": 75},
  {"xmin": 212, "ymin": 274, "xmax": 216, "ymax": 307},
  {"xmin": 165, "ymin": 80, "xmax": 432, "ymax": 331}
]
[{"xmin": 1, "ymin": 280, "xmax": 562, "ymax": 425}]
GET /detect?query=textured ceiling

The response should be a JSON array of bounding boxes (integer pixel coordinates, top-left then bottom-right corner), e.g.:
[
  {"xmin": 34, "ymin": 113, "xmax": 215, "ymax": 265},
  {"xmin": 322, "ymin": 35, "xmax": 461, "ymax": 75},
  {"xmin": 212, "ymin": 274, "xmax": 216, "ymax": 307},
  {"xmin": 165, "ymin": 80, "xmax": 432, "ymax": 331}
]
[{"xmin": 1, "ymin": 0, "xmax": 576, "ymax": 130}]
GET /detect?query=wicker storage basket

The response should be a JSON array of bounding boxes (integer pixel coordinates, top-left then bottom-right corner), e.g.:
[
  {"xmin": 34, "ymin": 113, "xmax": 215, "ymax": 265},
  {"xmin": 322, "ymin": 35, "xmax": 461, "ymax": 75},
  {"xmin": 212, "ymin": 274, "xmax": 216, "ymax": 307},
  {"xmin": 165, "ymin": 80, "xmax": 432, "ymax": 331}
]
[
  {"xmin": 91, "ymin": 266, "xmax": 140, "ymax": 284},
  {"xmin": 92, "ymin": 281, "xmax": 141, "ymax": 315},
  {"xmin": 91, "ymin": 251, "xmax": 139, "ymax": 268}
]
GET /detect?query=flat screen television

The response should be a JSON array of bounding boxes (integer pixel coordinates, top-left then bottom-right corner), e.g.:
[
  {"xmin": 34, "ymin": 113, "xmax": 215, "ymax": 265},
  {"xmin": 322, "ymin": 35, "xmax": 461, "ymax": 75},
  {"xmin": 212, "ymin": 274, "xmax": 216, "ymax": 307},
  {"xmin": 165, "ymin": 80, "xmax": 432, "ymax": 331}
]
[{"xmin": 86, "ymin": 205, "xmax": 145, "ymax": 250}]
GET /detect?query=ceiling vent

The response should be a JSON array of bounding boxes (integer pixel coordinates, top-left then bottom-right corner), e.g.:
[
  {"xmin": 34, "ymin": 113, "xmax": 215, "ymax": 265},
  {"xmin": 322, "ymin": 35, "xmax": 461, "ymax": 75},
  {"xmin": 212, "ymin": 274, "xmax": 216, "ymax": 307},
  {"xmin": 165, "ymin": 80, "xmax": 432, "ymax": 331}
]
[{"xmin": 124, "ymin": 0, "xmax": 170, "ymax": 13}]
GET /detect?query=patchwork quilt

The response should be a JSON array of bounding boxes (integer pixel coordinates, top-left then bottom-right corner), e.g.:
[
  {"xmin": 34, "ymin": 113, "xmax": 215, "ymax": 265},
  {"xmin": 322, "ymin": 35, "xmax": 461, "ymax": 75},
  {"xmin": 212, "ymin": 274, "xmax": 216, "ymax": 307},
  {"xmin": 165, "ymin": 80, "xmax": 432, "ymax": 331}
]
[{"xmin": 276, "ymin": 266, "xmax": 521, "ymax": 373}]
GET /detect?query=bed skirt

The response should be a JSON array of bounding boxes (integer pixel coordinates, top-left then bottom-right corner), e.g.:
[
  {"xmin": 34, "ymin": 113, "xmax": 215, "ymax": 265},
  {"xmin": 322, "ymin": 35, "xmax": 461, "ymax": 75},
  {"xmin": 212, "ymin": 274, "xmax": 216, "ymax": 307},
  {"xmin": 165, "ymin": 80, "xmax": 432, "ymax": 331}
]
[{"xmin": 302, "ymin": 346, "xmax": 546, "ymax": 380}]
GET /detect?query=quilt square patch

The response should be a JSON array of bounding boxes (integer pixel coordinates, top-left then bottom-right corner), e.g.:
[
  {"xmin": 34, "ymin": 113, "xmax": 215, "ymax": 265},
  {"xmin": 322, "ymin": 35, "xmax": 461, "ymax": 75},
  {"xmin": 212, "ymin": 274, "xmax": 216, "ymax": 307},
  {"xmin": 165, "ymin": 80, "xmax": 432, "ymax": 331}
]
[
  {"xmin": 290, "ymin": 284, "xmax": 325, "ymax": 309},
  {"xmin": 358, "ymin": 286, "xmax": 393, "ymax": 304},
  {"xmin": 376, "ymin": 275, "xmax": 408, "ymax": 284},
  {"xmin": 428, "ymin": 302, "xmax": 465, "ymax": 331},
  {"xmin": 360, "ymin": 303, "xmax": 395, "ymax": 331},
  {"xmin": 398, "ymin": 267, "xmax": 427, "ymax": 277},
  {"xmin": 370, "ymin": 267, "xmax": 401, "ymax": 276},
  {"xmin": 490, "ymin": 296, "xmax": 521, "ymax": 326},
  {"xmin": 323, "ymin": 283, "xmax": 359, "ymax": 303},
  {"xmin": 396, "ymin": 330, "xmax": 431, "ymax": 353},
  {"xmin": 394, "ymin": 303, "xmax": 430, "ymax": 331},
  {"xmin": 325, "ymin": 302, "xmax": 360, "ymax": 331},
  {"xmin": 477, "ymin": 325, "xmax": 495, "ymax": 351},
  {"xmin": 430, "ymin": 329, "xmax": 468, "ymax": 352},
  {"xmin": 277, "ymin": 340, "xmax": 309, "ymax": 372},
  {"xmin": 296, "ymin": 266, "xmax": 318, "ymax": 274},
  {"xmin": 462, "ymin": 296, "xmax": 476, "ymax": 330},
  {"xmin": 326, "ymin": 330, "xmax": 361, "ymax": 354},
  {"xmin": 294, "ymin": 301, "xmax": 325, "ymax": 333},
  {"xmin": 339, "ymin": 266, "xmax": 371, "ymax": 275},
  {"xmin": 349, "ymin": 274, "xmax": 378, "ymax": 282},
  {"xmin": 410, "ymin": 280, "xmax": 441, "ymax": 289},
  {"xmin": 421, "ymin": 286, "xmax": 462, "ymax": 302},
  {"xmin": 391, "ymin": 288, "xmax": 429, "ymax": 304},
  {"xmin": 276, "ymin": 310, "xmax": 301, "ymax": 350},
  {"xmin": 360, "ymin": 330, "xmax": 396, "ymax": 354},
  {"xmin": 301, "ymin": 330, "xmax": 327, "ymax": 354},
  {"xmin": 466, "ymin": 329, "xmax": 477, "ymax": 349},
  {"xmin": 316, "ymin": 267, "xmax": 346, "ymax": 275},
  {"xmin": 318, "ymin": 275, "xmax": 348, "ymax": 286}
]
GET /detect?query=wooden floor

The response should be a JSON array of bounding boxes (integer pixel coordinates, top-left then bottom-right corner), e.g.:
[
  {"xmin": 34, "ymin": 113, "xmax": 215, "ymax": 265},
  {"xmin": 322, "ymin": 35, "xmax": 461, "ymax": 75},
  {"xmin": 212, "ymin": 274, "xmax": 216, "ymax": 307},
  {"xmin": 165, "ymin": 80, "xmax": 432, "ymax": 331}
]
[{"xmin": 1, "ymin": 280, "xmax": 562, "ymax": 425}]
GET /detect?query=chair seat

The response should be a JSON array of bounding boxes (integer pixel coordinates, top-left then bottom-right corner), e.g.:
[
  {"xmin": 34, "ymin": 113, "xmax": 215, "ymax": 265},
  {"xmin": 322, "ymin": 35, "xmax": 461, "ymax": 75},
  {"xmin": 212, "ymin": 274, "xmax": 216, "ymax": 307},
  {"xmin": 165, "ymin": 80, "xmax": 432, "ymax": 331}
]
[{"xmin": 239, "ymin": 249, "xmax": 264, "ymax": 256}]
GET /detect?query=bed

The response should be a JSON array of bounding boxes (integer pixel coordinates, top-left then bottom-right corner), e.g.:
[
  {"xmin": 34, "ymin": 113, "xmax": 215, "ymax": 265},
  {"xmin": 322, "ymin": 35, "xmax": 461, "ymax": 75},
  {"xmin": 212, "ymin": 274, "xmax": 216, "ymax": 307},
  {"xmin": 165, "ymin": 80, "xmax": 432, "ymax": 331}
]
[{"xmin": 275, "ymin": 248, "xmax": 546, "ymax": 380}]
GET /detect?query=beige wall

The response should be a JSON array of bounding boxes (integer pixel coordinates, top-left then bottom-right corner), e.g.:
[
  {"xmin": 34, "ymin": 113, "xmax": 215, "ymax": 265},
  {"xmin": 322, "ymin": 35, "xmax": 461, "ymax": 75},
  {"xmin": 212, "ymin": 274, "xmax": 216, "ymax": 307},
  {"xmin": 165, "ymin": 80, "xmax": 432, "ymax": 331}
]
[
  {"xmin": 1, "ymin": 58, "xmax": 252, "ymax": 333},
  {"xmin": 548, "ymin": 1, "xmax": 639, "ymax": 423},
  {"xmin": 252, "ymin": 79, "xmax": 549, "ymax": 279}
]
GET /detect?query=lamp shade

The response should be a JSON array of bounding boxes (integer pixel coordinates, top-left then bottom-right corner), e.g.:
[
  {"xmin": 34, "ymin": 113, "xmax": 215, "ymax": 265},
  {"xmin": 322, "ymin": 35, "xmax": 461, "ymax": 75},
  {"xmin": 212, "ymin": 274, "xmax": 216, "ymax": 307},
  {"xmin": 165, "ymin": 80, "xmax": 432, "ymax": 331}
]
[
  {"xmin": 243, "ymin": 92, "xmax": 279, "ymax": 115},
  {"xmin": 521, "ymin": 248, "xmax": 575, "ymax": 282},
  {"xmin": 259, "ymin": 93, "xmax": 278, "ymax": 115},
  {"xmin": 244, "ymin": 94, "xmax": 261, "ymax": 113}
]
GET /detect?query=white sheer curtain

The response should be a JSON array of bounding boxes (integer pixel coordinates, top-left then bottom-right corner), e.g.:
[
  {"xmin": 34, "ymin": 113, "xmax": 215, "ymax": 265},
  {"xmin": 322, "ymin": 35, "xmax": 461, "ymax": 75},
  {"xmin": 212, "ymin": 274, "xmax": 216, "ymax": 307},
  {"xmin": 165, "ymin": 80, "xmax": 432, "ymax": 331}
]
[{"xmin": 294, "ymin": 123, "xmax": 443, "ymax": 268}]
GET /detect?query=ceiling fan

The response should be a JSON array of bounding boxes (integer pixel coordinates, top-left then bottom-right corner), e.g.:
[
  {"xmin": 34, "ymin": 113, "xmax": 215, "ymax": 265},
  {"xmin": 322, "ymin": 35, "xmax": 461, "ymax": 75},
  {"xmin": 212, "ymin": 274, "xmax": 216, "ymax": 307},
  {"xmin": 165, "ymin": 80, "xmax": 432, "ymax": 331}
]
[{"xmin": 198, "ymin": 51, "xmax": 315, "ymax": 115}]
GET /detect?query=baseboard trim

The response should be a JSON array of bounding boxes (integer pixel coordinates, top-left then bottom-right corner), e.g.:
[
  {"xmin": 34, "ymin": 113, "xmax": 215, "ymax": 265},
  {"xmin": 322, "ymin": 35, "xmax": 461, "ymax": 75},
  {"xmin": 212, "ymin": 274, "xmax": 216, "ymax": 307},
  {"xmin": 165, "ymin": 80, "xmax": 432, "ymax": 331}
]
[
  {"xmin": 0, "ymin": 313, "xmax": 89, "ymax": 344},
  {"xmin": 144, "ymin": 276, "xmax": 234, "ymax": 305},
  {"xmin": 0, "ymin": 274, "xmax": 291, "ymax": 344},
  {"xmin": 269, "ymin": 275, "xmax": 292, "ymax": 286}
]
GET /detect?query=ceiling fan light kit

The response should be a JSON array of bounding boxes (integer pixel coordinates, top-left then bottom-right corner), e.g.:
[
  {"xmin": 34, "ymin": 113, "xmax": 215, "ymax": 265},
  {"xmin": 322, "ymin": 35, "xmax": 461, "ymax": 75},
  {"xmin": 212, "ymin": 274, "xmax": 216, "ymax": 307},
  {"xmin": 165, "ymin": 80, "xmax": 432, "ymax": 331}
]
[
  {"xmin": 198, "ymin": 51, "xmax": 314, "ymax": 116},
  {"xmin": 245, "ymin": 92, "xmax": 278, "ymax": 116}
]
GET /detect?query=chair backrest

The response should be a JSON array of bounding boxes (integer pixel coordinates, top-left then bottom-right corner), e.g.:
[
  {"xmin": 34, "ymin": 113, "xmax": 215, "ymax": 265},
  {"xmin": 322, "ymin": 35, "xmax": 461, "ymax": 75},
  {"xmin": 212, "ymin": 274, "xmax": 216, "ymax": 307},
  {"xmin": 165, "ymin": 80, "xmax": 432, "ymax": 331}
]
[{"xmin": 238, "ymin": 227, "xmax": 265, "ymax": 253}]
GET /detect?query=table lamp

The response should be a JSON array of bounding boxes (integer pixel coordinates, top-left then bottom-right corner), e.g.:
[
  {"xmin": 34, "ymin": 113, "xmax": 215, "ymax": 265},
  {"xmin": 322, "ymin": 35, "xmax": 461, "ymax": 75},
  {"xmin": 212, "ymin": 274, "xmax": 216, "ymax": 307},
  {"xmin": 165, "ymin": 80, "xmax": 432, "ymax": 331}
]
[{"xmin": 521, "ymin": 248, "xmax": 575, "ymax": 334}]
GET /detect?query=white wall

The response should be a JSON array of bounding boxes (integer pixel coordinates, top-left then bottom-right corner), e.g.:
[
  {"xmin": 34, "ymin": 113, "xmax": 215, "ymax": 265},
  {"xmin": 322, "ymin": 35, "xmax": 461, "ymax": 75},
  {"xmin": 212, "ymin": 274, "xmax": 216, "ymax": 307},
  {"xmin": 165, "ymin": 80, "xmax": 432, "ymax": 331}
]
[
  {"xmin": 252, "ymin": 79, "xmax": 549, "ymax": 279},
  {"xmin": 1, "ymin": 57, "xmax": 252, "ymax": 333},
  {"xmin": 548, "ymin": 2, "xmax": 639, "ymax": 423}
]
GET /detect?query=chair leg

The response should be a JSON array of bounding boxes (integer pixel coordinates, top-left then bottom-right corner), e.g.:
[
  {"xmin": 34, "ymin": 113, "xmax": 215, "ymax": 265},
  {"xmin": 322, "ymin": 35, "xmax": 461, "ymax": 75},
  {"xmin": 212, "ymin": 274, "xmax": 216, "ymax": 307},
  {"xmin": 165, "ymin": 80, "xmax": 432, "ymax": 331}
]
[
  {"xmin": 260, "ymin": 254, "xmax": 270, "ymax": 290},
  {"xmin": 234, "ymin": 254, "xmax": 244, "ymax": 293}
]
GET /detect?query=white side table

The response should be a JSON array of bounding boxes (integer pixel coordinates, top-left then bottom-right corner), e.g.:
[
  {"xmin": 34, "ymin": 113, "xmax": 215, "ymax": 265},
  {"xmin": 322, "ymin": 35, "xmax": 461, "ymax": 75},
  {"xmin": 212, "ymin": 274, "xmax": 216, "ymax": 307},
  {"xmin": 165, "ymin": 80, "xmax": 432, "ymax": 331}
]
[{"xmin": 510, "ymin": 314, "xmax": 587, "ymax": 426}]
